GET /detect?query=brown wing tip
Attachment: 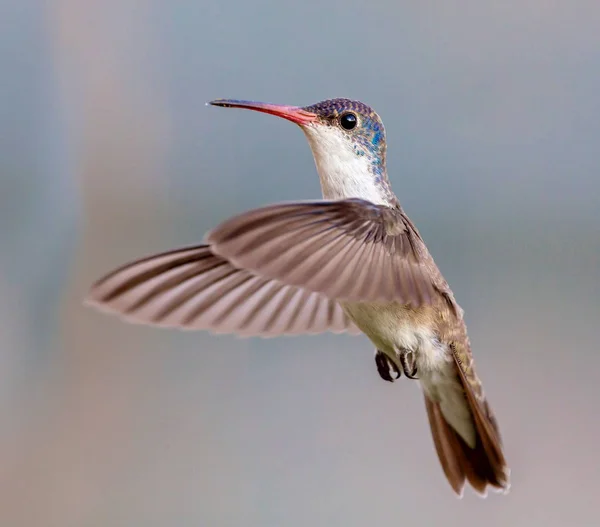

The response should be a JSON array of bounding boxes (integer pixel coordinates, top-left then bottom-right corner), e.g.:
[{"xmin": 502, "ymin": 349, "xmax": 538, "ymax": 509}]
[
  {"xmin": 83, "ymin": 290, "xmax": 115, "ymax": 311},
  {"xmin": 83, "ymin": 293, "xmax": 157, "ymax": 327}
]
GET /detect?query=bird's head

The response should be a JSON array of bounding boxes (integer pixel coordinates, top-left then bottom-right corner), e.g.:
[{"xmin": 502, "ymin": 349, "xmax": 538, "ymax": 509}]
[{"xmin": 209, "ymin": 98, "xmax": 393, "ymax": 205}]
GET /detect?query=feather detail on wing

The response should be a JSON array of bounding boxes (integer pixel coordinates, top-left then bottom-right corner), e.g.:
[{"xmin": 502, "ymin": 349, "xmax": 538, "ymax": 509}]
[
  {"xmin": 206, "ymin": 198, "xmax": 440, "ymax": 305},
  {"xmin": 86, "ymin": 245, "xmax": 360, "ymax": 337}
]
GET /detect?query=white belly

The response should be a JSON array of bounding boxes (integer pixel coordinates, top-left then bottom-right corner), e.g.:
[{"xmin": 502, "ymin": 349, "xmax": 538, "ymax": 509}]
[
  {"xmin": 342, "ymin": 301, "xmax": 476, "ymax": 446},
  {"xmin": 341, "ymin": 301, "xmax": 448, "ymax": 371}
]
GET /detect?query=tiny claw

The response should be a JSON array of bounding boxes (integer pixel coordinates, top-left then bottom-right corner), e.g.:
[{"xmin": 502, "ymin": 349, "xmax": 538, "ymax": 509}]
[
  {"xmin": 399, "ymin": 350, "xmax": 419, "ymax": 380},
  {"xmin": 375, "ymin": 351, "xmax": 400, "ymax": 382}
]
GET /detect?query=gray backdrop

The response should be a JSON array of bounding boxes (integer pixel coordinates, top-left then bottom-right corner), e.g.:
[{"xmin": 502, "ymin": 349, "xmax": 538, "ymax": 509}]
[{"xmin": 1, "ymin": 1, "xmax": 599, "ymax": 525}]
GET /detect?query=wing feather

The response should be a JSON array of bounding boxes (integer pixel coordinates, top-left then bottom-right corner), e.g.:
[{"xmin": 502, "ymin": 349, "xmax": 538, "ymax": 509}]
[
  {"xmin": 207, "ymin": 199, "xmax": 441, "ymax": 305},
  {"xmin": 86, "ymin": 245, "xmax": 360, "ymax": 337}
]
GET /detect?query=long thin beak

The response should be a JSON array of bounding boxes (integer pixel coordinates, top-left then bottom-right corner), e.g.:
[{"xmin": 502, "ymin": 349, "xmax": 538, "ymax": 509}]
[{"xmin": 208, "ymin": 99, "xmax": 318, "ymax": 125}]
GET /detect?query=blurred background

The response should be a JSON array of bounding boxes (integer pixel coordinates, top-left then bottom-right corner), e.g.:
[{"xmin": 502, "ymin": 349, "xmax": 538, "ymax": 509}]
[{"xmin": 1, "ymin": 1, "xmax": 599, "ymax": 525}]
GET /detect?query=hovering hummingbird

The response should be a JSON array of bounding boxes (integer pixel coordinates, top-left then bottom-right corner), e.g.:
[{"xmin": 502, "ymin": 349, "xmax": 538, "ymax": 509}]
[{"xmin": 87, "ymin": 97, "xmax": 510, "ymax": 497}]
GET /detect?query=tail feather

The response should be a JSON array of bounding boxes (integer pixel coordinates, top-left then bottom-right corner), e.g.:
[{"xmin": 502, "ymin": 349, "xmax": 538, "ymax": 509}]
[{"xmin": 424, "ymin": 355, "xmax": 510, "ymax": 497}]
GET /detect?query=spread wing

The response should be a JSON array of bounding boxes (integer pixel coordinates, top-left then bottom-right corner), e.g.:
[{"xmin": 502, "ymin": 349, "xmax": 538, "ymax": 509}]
[
  {"xmin": 86, "ymin": 245, "xmax": 361, "ymax": 337},
  {"xmin": 207, "ymin": 198, "xmax": 441, "ymax": 304}
]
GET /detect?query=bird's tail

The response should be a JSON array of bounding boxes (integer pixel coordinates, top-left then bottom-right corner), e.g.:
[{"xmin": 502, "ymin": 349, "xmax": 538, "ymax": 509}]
[{"xmin": 424, "ymin": 350, "xmax": 510, "ymax": 497}]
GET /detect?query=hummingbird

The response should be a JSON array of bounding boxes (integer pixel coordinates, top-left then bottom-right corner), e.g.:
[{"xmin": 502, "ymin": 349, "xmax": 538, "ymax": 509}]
[{"xmin": 86, "ymin": 97, "xmax": 510, "ymax": 497}]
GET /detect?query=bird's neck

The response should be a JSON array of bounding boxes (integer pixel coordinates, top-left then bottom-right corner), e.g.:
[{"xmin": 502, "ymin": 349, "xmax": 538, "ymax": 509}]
[
  {"xmin": 316, "ymin": 161, "xmax": 396, "ymax": 207},
  {"xmin": 304, "ymin": 130, "xmax": 396, "ymax": 207}
]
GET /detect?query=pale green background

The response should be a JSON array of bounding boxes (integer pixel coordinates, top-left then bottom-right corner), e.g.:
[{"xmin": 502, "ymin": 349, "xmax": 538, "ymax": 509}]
[{"xmin": 1, "ymin": 1, "xmax": 598, "ymax": 525}]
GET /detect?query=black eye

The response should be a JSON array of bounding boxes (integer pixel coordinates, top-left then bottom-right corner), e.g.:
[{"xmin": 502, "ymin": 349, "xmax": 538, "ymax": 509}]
[{"xmin": 339, "ymin": 112, "xmax": 357, "ymax": 130}]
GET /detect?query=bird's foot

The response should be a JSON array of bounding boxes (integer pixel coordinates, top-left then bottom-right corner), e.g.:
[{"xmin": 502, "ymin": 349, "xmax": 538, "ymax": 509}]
[
  {"xmin": 375, "ymin": 350, "xmax": 401, "ymax": 382},
  {"xmin": 398, "ymin": 350, "xmax": 418, "ymax": 380}
]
